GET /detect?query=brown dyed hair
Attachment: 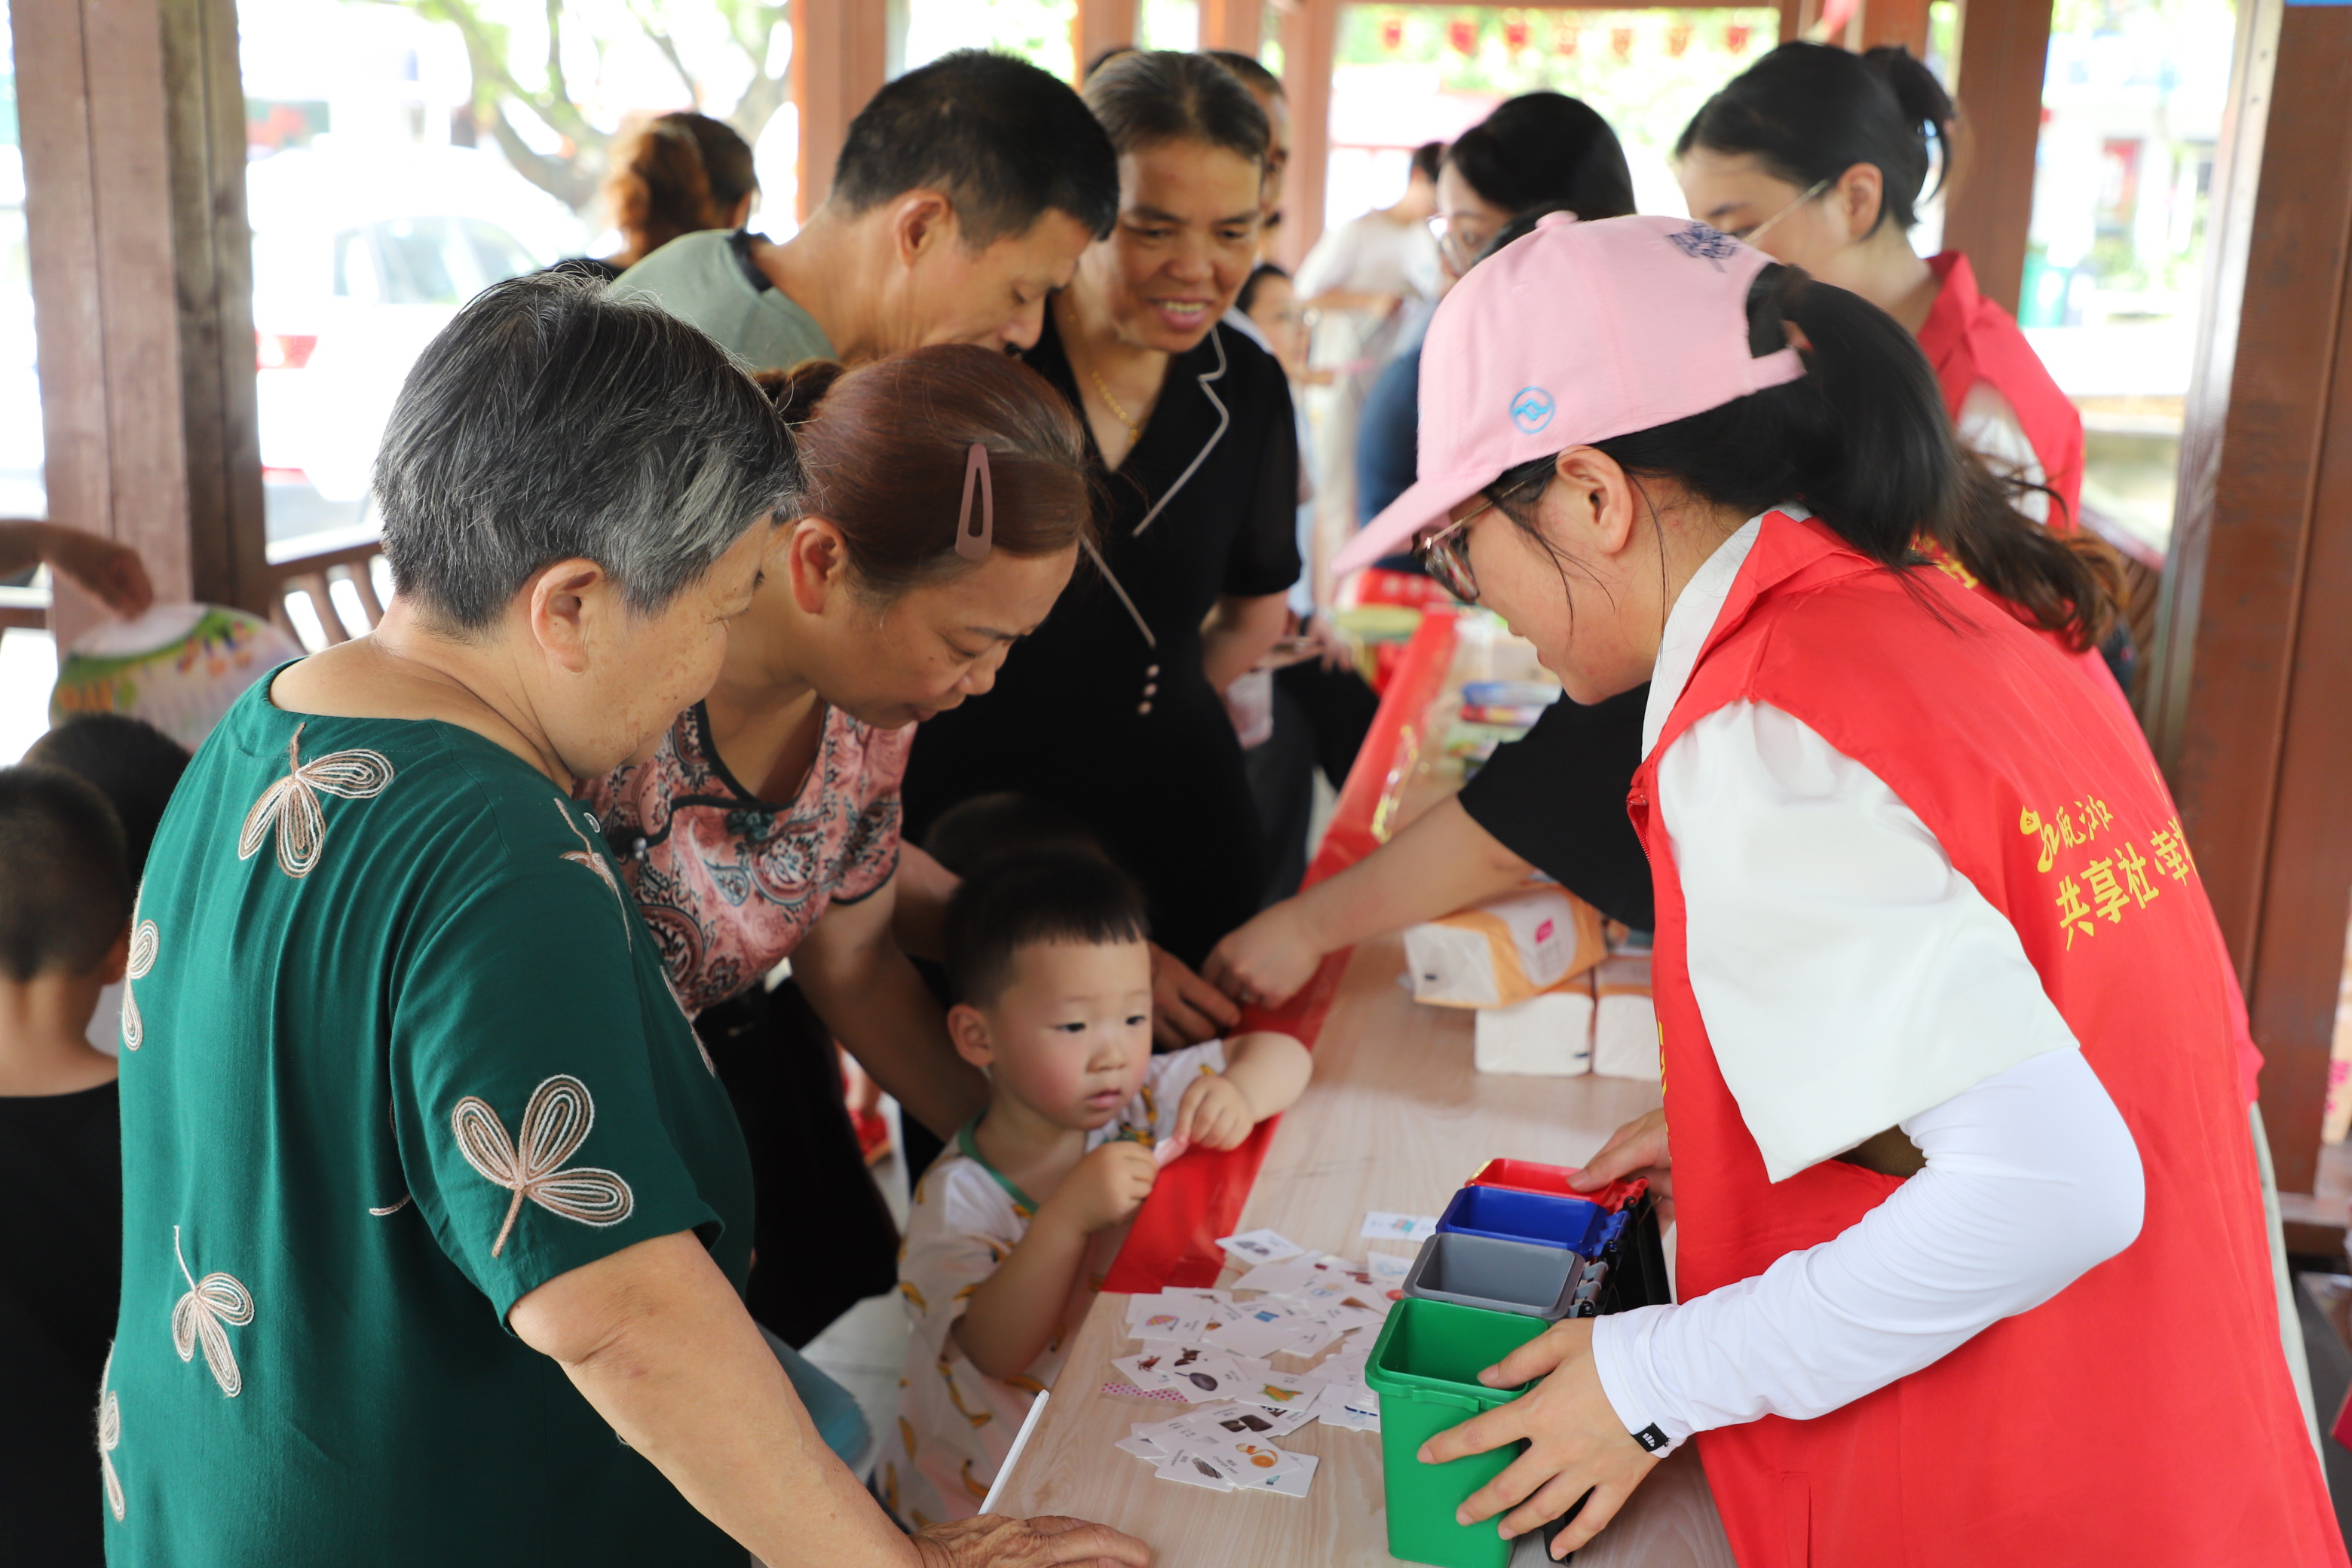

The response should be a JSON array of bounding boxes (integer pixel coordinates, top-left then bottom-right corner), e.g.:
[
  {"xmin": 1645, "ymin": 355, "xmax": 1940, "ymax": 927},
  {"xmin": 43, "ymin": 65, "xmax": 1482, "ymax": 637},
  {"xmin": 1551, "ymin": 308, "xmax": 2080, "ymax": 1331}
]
[
  {"xmin": 603, "ymin": 112, "xmax": 757, "ymax": 258},
  {"xmin": 756, "ymin": 345, "xmax": 1095, "ymax": 598}
]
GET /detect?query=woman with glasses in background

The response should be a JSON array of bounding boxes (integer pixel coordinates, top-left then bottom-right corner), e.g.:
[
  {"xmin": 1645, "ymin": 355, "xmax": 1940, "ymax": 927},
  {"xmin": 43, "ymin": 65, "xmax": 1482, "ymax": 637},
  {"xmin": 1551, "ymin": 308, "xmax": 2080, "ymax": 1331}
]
[
  {"xmin": 1674, "ymin": 44, "xmax": 2084, "ymax": 544},
  {"xmin": 1356, "ymin": 94, "xmax": 1637, "ymax": 550}
]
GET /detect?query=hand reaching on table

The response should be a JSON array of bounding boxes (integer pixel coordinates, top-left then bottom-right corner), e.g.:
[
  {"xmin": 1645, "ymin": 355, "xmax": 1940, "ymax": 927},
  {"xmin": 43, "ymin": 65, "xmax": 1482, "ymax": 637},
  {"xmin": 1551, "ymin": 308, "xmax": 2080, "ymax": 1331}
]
[
  {"xmin": 1149, "ymin": 942, "xmax": 1239, "ymax": 1049},
  {"xmin": 1201, "ymin": 900, "xmax": 1326, "ymax": 1012},
  {"xmin": 912, "ymin": 1513, "xmax": 1151, "ymax": 1568},
  {"xmin": 1572, "ymin": 1107, "xmax": 1671, "ymax": 1229},
  {"xmin": 1419, "ymin": 1318, "xmax": 1661, "ymax": 1560}
]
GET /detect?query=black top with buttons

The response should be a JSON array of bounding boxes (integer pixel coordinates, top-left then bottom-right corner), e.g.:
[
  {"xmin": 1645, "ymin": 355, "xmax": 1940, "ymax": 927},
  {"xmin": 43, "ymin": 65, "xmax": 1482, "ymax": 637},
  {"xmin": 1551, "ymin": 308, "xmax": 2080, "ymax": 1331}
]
[{"xmin": 903, "ymin": 310, "xmax": 1302, "ymax": 966}]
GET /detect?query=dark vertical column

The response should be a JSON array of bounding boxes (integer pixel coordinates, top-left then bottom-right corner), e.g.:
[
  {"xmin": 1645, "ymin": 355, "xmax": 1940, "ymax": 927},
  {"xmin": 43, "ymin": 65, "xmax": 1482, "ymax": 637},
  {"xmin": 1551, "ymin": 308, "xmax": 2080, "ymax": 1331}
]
[
  {"xmin": 1073, "ymin": 0, "xmax": 1141, "ymax": 78},
  {"xmin": 1276, "ymin": 0, "xmax": 1339, "ymax": 271},
  {"xmin": 2148, "ymin": 0, "xmax": 2352, "ymax": 1214},
  {"xmin": 1199, "ymin": 0, "xmax": 1265, "ymax": 54},
  {"xmin": 790, "ymin": 0, "xmax": 890, "ymax": 219},
  {"xmin": 12, "ymin": 0, "xmax": 267, "ymax": 635},
  {"xmin": 1943, "ymin": 0, "xmax": 2056, "ymax": 314}
]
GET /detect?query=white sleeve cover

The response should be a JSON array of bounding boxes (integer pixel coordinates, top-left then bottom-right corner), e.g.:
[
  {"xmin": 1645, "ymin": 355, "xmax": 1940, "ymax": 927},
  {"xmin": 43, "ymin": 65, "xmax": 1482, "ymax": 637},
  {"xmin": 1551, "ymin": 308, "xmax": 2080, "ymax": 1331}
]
[
  {"xmin": 1658, "ymin": 700, "xmax": 2084, "ymax": 1181},
  {"xmin": 1588, "ymin": 1047, "xmax": 2144, "ymax": 1451}
]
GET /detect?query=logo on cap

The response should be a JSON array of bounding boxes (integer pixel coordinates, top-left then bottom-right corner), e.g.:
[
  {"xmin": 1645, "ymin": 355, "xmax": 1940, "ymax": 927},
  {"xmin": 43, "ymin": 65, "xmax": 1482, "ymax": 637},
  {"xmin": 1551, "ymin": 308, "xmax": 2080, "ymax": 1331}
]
[
  {"xmin": 1665, "ymin": 222, "xmax": 1743, "ymax": 269},
  {"xmin": 1509, "ymin": 385, "xmax": 1556, "ymax": 434}
]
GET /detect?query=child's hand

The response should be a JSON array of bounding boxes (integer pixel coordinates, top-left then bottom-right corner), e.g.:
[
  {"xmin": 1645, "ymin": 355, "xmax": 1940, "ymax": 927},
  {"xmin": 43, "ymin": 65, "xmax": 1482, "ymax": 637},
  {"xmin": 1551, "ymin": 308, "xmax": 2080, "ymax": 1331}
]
[
  {"xmin": 1049, "ymin": 1141, "xmax": 1159, "ymax": 1233},
  {"xmin": 1174, "ymin": 1071, "xmax": 1257, "ymax": 1151}
]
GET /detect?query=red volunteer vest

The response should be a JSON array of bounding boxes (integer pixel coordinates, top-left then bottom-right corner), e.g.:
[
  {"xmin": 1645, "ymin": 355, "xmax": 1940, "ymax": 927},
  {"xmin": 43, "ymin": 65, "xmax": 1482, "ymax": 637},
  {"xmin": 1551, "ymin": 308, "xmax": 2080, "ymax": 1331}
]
[
  {"xmin": 1918, "ymin": 252, "xmax": 2085, "ymax": 526},
  {"xmin": 1921, "ymin": 541, "xmax": 2265, "ymax": 1105},
  {"xmin": 1627, "ymin": 513, "xmax": 2337, "ymax": 1567}
]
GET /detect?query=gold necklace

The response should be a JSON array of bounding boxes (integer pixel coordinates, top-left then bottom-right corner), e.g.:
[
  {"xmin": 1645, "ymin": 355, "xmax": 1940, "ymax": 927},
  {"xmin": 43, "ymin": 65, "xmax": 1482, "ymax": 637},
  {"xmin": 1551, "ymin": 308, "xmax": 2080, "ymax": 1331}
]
[{"xmin": 1086, "ymin": 362, "xmax": 1144, "ymax": 448}]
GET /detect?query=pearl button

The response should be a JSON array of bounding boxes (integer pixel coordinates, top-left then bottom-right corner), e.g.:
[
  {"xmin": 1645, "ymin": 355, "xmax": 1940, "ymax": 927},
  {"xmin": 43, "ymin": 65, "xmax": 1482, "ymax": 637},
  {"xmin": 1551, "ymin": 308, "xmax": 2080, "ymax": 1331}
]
[
  {"xmin": 1146, "ymin": 664, "xmax": 1160, "ymax": 677},
  {"xmin": 1142, "ymin": 681, "xmax": 1157, "ymax": 697},
  {"xmin": 1137, "ymin": 700, "xmax": 1153, "ymax": 715}
]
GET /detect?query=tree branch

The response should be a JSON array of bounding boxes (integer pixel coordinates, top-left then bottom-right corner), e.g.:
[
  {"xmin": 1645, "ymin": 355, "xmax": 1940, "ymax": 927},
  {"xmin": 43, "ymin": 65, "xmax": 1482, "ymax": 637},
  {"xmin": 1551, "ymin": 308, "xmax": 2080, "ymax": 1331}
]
[{"xmin": 623, "ymin": 0, "xmax": 702, "ymax": 106}]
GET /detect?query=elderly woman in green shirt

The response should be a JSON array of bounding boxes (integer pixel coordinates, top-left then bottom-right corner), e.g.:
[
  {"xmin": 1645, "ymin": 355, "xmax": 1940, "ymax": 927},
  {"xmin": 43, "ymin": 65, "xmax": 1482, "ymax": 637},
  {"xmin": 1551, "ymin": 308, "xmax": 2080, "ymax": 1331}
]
[{"xmin": 106, "ymin": 274, "xmax": 1146, "ymax": 1568}]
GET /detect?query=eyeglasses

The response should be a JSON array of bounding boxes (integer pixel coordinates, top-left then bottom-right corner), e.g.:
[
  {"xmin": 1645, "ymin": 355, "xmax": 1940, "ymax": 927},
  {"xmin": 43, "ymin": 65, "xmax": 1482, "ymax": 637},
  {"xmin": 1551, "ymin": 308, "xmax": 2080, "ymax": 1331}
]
[
  {"xmin": 1426, "ymin": 214, "xmax": 1500, "ymax": 274},
  {"xmin": 1735, "ymin": 178, "xmax": 1833, "ymax": 244},
  {"xmin": 1413, "ymin": 496, "xmax": 1496, "ymax": 602}
]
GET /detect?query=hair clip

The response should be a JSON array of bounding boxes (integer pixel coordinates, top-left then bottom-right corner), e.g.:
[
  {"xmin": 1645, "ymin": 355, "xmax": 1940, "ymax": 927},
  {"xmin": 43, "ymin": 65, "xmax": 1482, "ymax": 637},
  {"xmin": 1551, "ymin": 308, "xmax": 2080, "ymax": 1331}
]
[{"xmin": 956, "ymin": 442, "xmax": 994, "ymax": 562}]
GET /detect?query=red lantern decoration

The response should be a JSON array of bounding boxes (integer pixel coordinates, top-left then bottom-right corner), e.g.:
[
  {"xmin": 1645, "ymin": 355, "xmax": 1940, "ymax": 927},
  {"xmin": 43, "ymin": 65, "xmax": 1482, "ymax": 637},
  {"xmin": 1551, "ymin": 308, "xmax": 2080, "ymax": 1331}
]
[
  {"xmin": 1556, "ymin": 23, "xmax": 1579, "ymax": 57},
  {"xmin": 1380, "ymin": 15, "xmax": 1404, "ymax": 50},
  {"xmin": 1503, "ymin": 19, "xmax": 1530, "ymax": 52},
  {"xmin": 1667, "ymin": 22, "xmax": 1692, "ymax": 57},
  {"xmin": 1726, "ymin": 23, "xmax": 1753, "ymax": 51},
  {"xmin": 1449, "ymin": 18, "xmax": 1478, "ymax": 55},
  {"xmin": 1610, "ymin": 26, "xmax": 1634, "ymax": 59}
]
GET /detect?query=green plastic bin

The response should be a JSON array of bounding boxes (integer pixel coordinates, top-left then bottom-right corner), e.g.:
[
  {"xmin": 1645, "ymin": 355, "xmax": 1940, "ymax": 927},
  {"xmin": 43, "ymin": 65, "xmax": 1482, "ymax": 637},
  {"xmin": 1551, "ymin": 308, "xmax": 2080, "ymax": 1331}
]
[{"xmin": 1365, "ymin": 1297, "xmax": 1551, "ymax": 1568}]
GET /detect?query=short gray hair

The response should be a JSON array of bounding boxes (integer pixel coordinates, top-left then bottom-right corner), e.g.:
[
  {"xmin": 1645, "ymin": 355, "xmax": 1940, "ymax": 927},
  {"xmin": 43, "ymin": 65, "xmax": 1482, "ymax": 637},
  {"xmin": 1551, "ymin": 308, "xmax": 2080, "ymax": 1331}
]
[{"xmin": 375, "ymin": 272, "xmax": 801, "ymax": 632}]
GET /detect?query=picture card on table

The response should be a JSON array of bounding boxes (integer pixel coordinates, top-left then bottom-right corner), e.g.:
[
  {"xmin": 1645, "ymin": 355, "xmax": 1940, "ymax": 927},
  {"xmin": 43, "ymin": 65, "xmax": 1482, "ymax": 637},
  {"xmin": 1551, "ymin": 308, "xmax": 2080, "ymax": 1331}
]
[
  {"xmin": 1216, "ymin": 1227, "xmax": 1306, "ymax": 1265},
  {"xmin": 1361, "ymin": 1211, "xmax": 1440, "ymax": 1243}
]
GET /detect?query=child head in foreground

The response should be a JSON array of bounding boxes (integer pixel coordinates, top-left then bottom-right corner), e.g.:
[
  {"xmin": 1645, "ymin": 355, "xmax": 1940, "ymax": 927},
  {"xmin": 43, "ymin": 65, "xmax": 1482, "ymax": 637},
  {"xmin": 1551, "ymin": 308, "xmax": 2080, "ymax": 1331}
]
[
  {"xmin": 943, "ymin": 847, "xmax": 1313, "ymax": 1160},
  {"xmin": 0, "ymin": 763, "xmax": 133, "ymax": 1093}
]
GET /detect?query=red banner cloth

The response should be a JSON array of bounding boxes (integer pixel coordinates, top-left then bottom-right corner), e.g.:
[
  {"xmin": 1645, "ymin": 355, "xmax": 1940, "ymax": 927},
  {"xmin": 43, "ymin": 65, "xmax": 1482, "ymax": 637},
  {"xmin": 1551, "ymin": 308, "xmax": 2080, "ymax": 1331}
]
[{"xmin": 1101, "ymin": 611, "xmax": 1460, "ymax": 1292}]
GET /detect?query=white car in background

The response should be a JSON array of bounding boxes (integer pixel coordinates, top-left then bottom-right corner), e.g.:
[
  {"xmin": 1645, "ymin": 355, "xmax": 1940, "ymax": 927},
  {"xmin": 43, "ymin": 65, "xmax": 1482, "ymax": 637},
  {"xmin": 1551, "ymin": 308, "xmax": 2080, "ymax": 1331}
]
[{"xmin": 247, "ymin": 142, "xmax": 586, "ymax": 506}]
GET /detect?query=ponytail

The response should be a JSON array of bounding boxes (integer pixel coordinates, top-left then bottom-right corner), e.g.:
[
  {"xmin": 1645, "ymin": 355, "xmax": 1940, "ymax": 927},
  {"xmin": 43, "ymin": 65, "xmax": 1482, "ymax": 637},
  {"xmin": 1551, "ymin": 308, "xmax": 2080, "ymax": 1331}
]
[
  {"xmin": 599, "ymin": 112, "xmax": 756, "ymax": 260},
  {"xmin": 602, "ymin": 118, "xmax": 721, "ymax": 259},
  {"xmin": 753, "ymin": 359, "xmax": 848, "ymax": 424},
  {"xmin": 1677, "ymin": 41, "xmax": 1956, "ymax": 233},
  {"xmin": 1486, "ymin": 265, "xmax": 2116, "ymax": 651}
]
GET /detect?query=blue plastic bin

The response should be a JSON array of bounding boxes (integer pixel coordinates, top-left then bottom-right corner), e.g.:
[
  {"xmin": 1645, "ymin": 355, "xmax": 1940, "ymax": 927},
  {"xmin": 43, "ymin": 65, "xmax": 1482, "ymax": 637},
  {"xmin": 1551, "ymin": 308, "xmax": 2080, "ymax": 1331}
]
[{"xmin": 1436, "ymin": 1184, "xmax": 1627, "ymax": 1257}]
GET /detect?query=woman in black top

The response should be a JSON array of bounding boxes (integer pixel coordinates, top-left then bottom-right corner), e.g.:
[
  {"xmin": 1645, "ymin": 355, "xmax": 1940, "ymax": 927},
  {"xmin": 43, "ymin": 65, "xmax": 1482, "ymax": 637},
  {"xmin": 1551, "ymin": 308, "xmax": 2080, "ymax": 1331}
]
[
  {"xmin": 902, "ymin": 51, "xmax": 1298, "ymax": 969},
  {"xmin": 1205, "ymin": 188, "xmax": 1659, "ymax": 1013}
]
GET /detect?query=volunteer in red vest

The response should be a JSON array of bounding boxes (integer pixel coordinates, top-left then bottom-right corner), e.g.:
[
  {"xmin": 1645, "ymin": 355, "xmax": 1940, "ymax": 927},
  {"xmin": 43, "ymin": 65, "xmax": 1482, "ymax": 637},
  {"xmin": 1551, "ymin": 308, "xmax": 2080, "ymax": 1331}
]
[
  {"xmin": 1674, "ymin": 42, "xmax": 2082, "ymax": 531},
  {"xmin": 1337, "ymin": 213, "xmax": 2338, "ymax": 1565}
]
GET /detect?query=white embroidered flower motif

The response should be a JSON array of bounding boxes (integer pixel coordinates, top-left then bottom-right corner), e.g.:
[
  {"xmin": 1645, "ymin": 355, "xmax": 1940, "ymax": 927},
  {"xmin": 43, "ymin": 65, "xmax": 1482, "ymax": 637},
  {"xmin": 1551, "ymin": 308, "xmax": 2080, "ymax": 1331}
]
[
  {"xmin": 451, "ymin": 1073, "xmax": 635, "ymax": 1258},
  {"xmin": 120, "ymin": 916, "xmax": 158, "ymax": 1051},
  {"xmin": 237, "ymin": 721, "xmax": 394, "ymax": 878},
  {"xmin": 97, "ymin": 1348, "xmax": 124, "ymax": 1521},
  {"xmin": 555, "ymin": 800, "xmax": 630, "ymax": 948},
  {"xmin": 170, "ymin": 1227, "xmax": 254, "ymax": 1398}
]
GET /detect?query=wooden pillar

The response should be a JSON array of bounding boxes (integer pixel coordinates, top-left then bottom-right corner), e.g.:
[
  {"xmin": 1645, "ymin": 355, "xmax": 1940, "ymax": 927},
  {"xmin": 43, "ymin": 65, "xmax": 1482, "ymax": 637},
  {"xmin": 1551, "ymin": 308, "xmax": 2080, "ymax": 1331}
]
[
  {"xmin": 1860, "ymin": 0, "xmax": 1936, "ymax": 57},
  {"xmin": 1073, "ymin": 0, "xmax": 1141, "ymax": 80},
  {"xmin": 1199, "ymin": 0, "xmax": 1266, "ymax": 54},
  {"xmin": 791, "ymin": 0, "xmax": 890, "ymax": 219},
  {"xmin": 1276, "ymin": 0, "xmax": 1340, "ymax": 270},
  {"xmin": 1940, "ymin": 0, "xmax": 2055, "ymax": 314},
  {"xmin": 13, "ymin": 0, "xmax": 268, "ymax": 636},
  {"xmin": 2146, "ymin": 0, "xmax": 2352, "ymax": 1226}
]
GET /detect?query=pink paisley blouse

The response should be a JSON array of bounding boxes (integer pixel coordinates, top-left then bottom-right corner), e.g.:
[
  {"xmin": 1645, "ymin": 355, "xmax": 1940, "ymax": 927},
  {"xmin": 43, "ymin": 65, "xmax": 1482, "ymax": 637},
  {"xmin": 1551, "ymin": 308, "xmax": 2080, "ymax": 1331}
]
[{"xmin": 580, "ymin": 702, "xmax": 910, "ymax": 1015}]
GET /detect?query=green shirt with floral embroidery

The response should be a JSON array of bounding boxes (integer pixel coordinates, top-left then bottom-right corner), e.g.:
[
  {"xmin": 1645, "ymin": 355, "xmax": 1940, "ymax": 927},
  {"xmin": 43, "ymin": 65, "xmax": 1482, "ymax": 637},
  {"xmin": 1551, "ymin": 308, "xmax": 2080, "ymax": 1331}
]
[{"xmin": 105, "ymin": 674, "xmax": 753, "ymax": 1565}]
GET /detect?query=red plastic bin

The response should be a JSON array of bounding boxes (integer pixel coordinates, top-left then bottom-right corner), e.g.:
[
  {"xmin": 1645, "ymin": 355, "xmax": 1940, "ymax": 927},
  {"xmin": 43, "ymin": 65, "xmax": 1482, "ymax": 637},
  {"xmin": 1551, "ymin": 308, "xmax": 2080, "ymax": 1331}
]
[{"xmin": 1469, "ymin": 1158, "xmax": 1647, "ymax": 1213}]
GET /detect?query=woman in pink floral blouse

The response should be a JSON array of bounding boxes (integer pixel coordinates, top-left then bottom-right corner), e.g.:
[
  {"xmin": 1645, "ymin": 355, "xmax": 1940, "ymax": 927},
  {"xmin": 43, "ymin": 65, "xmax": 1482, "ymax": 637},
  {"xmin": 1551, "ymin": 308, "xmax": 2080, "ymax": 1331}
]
[{"xmin": 583, "ymin": 347, "xmax": 1095, "ymax": 1340}]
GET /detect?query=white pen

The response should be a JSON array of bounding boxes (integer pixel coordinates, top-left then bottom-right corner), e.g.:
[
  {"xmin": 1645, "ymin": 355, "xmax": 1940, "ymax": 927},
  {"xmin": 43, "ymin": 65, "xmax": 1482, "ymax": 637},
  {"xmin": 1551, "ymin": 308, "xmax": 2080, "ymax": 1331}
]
[{"xmin": 978, "ymin": 1387, "xmax": 1050, "ymax": 1516}]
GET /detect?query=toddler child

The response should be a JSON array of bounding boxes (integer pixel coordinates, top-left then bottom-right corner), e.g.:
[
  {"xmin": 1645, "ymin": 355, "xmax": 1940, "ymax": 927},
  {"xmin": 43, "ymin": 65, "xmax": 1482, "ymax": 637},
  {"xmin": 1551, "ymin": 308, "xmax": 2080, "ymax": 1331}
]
[
  {"xmin": 887, "ymin": 848, "xmax": 1312, "ymax": 1527},
  {"xmin": 25, "ymin": 713, "xmax": 191, "ymax": 1054},
  {"xmin": 0, "ymin": 764, "xmax": 136, "ymax": 1567}
]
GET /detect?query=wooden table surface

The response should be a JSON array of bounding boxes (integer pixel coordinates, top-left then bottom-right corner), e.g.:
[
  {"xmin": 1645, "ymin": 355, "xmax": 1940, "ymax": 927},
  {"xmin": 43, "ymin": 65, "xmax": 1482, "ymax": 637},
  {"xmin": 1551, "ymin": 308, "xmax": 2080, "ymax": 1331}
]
[{"xmin": 993, "ymin": 929, "xmax": 1735, "ymax": 1567}]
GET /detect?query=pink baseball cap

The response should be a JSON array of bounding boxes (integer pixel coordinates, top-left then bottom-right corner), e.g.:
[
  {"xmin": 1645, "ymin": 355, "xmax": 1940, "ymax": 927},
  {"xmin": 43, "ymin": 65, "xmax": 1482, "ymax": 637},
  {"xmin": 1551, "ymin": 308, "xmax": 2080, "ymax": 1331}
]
[{"xmin": 1335, "ymin": 213, "xmax": 1805, "ymax": 577}]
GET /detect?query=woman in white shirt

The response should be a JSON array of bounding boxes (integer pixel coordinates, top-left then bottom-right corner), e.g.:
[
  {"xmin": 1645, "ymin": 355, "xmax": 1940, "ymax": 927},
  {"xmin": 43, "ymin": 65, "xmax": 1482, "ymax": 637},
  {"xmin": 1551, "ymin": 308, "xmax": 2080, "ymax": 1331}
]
[{"xmin": 1330, "ymin": 213, "xmax": 2337, "ymax": 1566}]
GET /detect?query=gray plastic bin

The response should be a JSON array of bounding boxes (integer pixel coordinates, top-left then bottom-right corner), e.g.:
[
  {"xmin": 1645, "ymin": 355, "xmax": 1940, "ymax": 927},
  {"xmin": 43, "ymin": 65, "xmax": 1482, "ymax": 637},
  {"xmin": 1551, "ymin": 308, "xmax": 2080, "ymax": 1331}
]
[{"xmin": 1401, "ymin": 1230, "xmax": 1585, "ymax": 1320}]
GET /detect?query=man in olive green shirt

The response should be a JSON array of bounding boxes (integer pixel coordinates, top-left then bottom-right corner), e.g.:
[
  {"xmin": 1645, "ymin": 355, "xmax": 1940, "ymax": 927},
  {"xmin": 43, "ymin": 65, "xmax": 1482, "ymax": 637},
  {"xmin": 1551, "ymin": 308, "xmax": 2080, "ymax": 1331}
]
[{"xmin": 614, "ymin": 51, "xmax": 1116, "ymax": 369}]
